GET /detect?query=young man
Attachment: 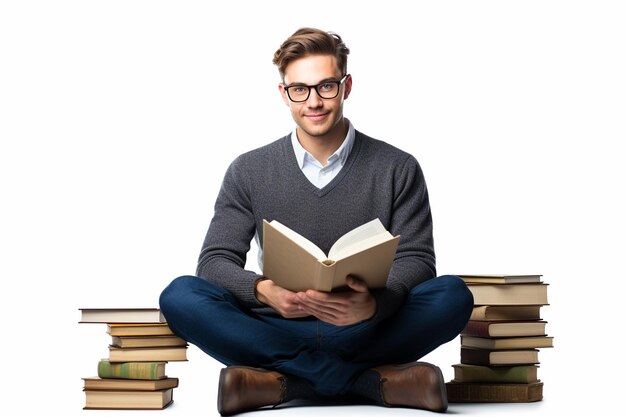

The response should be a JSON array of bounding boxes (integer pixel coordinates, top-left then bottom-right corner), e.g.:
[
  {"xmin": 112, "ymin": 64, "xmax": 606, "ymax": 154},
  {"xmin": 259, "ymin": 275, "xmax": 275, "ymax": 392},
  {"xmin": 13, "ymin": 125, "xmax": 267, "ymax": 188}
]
[{"xmin": 160, "ymin": 27, "xmax": 473, "ymax": 415}]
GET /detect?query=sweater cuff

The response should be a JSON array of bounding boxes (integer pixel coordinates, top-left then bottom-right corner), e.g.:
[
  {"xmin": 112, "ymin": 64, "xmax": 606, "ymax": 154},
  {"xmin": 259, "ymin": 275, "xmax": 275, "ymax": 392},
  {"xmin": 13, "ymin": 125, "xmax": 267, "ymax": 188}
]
[{"xmin": 254, "ymin": 277, "xmax": 268, "ymax": 303}]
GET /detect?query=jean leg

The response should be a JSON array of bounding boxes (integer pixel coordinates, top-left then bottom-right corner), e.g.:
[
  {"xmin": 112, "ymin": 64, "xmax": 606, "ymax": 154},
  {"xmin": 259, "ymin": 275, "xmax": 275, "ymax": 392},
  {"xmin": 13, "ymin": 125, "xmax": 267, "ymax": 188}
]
[
  {"xmin": 350, "ymin": 274, "xmax": 474, "ymax": 365},
  {"xmin": 159, "ymin": 275, "xmax": 303, "ymax": 366}
]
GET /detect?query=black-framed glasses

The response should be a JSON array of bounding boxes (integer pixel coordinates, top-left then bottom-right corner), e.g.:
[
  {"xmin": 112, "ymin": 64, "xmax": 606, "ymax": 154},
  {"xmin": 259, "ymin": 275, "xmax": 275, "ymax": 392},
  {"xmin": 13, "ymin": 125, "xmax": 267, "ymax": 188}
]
[{"xmin": 283, "ymin": 75, "xmax": 348, "ymax": 103}]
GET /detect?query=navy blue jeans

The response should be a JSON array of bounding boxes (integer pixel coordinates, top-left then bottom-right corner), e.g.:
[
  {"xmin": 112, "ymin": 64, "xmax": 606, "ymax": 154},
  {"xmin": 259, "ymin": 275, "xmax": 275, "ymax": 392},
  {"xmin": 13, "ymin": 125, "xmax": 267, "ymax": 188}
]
[{"xmin": 159, "ymin": 275, "xmax": 473, "ymax": 396}]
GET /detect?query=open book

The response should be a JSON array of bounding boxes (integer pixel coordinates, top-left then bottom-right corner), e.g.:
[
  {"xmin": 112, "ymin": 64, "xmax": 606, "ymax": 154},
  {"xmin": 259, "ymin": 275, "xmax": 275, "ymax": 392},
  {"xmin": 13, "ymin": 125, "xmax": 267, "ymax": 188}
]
[{"xmin": 262, "ymin": 218, "xmax": 400, "ymax": 292}]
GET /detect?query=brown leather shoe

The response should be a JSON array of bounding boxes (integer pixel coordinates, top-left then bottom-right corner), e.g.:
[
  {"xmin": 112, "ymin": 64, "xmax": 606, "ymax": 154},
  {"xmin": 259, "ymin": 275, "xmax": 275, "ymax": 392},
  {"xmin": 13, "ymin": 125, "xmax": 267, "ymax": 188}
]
[
  {"xmin": 372, "ymin": 362, "xmax": 448, "ymax": 412},
  {"xmin": 217, "ymin": 366, "xmax": 286, "ymax": 416}
]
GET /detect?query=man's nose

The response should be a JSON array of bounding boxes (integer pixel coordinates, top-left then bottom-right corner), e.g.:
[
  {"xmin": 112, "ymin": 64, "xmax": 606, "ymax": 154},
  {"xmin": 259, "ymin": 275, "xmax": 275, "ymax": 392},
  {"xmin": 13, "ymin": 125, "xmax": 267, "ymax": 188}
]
[{"xmin": 305, "ymin": 88, "xmax": 324, "ymax": 107}]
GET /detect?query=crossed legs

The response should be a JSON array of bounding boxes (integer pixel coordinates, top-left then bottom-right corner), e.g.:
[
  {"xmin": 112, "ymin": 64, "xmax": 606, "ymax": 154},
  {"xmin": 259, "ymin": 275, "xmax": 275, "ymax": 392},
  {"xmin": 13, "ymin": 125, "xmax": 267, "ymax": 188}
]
[{"xmin": 160, "ymin": 275, "xmax": 473, "ymax": 413}]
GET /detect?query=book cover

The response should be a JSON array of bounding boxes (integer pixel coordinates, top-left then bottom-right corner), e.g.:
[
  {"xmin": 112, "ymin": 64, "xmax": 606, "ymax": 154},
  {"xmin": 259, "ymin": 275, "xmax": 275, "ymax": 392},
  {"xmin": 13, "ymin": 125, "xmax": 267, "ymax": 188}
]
[
  {"xmin": 83, "ymin": 388, "xmax": 174, "ymax": 409},
  {"xmin": 111, "ymin": 335, "xmax": 187, "ymax": 348},
  {"xmin": 98, "ymin": 360, "xmax": 167, "ymax": 380},
  {"xmin": 460, "ymin": 347, "xmax": 539, "ymax": 366},
  {"xmin": 106, "ymin": 323, "xmax": 174, "ymax": 337},
  {"xmin": 470, "ymin": 305, "xmax": 542, "ymax": 321},
  {"xmin": 108, "ymin": 346, "xmax": 188, "ymax": 362},
  {"xmin": 459, "ymin": 274, "xmax": 542, "ymax": 284},
  {"xmin": 79, "ymin": 308, "xmax": 165, "ymax": 323},
  {"xmin": 452, "ymin": 364, "xmax": 538, "ymax": 384},
  {"xmin": 466, "ymin": 283, "xmax": 549, "ymax": 305},
  {"xmin": 461, "ymin": 335, "xmax": 554, "ymax": 350},
  {"xmin": 446, "ymin": 381, "xmax": 543, "ymax": 403},
  {"xmin": 461, "ymin": 320, "xmax": 547, "ymax": 337},
  {"xmin": 82, "ymin": 377, "xmax": 179, "ymax": 391},
  {"xmin": 262, "ymin": 218, "xmax": 400, "ymax": 292}
]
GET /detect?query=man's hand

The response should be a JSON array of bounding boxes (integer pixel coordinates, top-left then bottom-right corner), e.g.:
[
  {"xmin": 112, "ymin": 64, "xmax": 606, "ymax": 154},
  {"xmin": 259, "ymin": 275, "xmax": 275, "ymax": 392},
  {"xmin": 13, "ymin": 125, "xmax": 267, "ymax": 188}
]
[
  {"xmin": 295, "ymin": 276, "xmax": 376, "ymax": 326},
  {"xmin": 256, "ymin": 279, "xmax": 310, "ymax": 319}
]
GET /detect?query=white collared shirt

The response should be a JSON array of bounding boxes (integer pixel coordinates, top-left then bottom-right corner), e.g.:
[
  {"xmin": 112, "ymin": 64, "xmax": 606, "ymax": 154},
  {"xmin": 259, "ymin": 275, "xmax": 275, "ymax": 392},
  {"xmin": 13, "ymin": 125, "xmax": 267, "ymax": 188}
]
[{"xmin": 290, "ymin": 119, "xmax": 355, "ymax": 189}]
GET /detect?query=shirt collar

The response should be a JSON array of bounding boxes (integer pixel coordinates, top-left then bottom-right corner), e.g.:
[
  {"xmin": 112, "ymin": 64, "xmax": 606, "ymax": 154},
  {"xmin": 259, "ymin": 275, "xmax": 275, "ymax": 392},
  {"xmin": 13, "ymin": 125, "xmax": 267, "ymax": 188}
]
[{"xmin": 291, "ymin": 119, "xmax": 355, "ymax": 169}]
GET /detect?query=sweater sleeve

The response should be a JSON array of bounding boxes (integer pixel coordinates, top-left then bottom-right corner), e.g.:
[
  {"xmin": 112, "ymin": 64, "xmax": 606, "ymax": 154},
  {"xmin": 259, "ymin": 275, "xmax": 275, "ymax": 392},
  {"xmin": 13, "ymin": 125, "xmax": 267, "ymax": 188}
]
[
  {"xmin": 371, "ymin": 155, "xmax": 436, "ymax": 321},
  {"xmin": 196, "ymin": 156, "xmax": 265, "ymax": 309}
]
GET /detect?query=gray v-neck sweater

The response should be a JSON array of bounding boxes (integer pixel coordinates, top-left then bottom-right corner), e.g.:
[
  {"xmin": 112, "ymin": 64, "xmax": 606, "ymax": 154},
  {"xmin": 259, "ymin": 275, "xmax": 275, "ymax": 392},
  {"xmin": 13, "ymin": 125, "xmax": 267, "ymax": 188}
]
[{"xmin": 197, "ymin": 130, "xmax": 436, "ymax": 321}]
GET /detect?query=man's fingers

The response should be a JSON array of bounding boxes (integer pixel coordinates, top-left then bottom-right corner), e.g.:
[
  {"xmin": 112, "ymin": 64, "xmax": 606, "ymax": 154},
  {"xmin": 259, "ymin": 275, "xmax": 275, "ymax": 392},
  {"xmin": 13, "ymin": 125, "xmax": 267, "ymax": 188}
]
[{"xmin": 346, "ymin": 276, "xmax": 368, "ymax": 292}]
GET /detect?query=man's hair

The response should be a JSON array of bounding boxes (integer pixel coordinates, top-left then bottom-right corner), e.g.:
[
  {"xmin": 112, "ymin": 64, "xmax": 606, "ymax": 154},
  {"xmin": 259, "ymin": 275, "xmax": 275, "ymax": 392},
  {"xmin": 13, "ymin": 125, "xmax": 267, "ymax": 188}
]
[{"xmin": 272, "ymin": 27, "xmax": 350, "ymax": 80}]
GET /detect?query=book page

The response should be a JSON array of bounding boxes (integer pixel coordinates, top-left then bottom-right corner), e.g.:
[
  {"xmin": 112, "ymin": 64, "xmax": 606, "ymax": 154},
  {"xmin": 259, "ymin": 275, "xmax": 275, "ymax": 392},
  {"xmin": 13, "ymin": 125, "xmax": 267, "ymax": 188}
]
[
  {"xmin": 328, "ymin": 218, "xmax": 391, "ymax": 260},
  {"xmin": 330, "ymin": 232, "xmax": 395, "ymax": 261},
  {"xmin": 268, "ymin": 220, "xmax": 326, "ymax": 261},
  {"xmin": 330, "ymin": 235, "xmax": 400, "ymax": 289}
]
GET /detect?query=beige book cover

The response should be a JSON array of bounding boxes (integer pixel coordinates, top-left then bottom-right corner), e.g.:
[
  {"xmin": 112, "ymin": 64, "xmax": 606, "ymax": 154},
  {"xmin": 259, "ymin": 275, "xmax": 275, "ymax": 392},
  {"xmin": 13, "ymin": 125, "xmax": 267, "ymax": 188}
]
[
  {"xmin": 83, "ymin": 388, "xmax": 174, "ymax": 409},
  {"xmin": 108, "ymin": 345, "xmax": 188, "ymax": 362},
  {"xmin": 262, "ymin": 218, "xmax": 400, "ymax": 292}
]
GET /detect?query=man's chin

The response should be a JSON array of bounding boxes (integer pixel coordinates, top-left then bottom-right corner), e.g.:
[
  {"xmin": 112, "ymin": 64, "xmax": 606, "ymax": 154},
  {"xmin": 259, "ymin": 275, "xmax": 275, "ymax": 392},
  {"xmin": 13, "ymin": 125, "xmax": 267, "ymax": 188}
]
[{"xmin": 298, "ymin": 124, "xmax": 331, "ymax": 139}]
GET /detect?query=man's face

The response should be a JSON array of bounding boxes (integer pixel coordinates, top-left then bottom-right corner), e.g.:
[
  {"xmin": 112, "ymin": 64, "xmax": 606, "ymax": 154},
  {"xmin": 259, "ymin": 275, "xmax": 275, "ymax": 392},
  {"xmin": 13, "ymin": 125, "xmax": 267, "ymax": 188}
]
[{"xmin": 279, "ymin": 54, "xmax": 352, "ymax": 141}]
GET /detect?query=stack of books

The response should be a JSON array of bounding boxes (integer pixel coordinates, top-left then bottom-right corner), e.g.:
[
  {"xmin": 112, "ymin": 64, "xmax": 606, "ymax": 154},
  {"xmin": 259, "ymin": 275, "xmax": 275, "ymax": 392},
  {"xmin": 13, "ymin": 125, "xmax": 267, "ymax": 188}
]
[
  {"xmin": 79, "ymin": 308, "xmax": 188, "ymax": 410},
  {"xmin": 446, "ymin": 275, "xmax": 553, "ymax": 403}
]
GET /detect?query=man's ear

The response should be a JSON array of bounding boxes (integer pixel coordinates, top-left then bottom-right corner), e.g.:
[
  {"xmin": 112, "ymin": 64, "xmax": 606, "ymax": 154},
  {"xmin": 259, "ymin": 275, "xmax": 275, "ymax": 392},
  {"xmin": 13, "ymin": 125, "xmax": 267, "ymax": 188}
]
[
  {"xmin": 278, "ymin": 84, "xmax": 290, "ymax": 106},
  {"xmin": 343, "ymin": 74, "xmax": 353, "ymax": 99}
]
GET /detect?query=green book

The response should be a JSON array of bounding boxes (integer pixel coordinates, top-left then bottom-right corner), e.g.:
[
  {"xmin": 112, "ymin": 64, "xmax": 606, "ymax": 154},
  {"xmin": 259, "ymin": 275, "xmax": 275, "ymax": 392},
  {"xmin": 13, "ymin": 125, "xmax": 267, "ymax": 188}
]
[
  {"xmin": 452, "ymin": 363, "xmax": 538, "ymax": 383},
  {"xmin": 97, "ymin": 359, "xmax": 167, "ymax": 380}
]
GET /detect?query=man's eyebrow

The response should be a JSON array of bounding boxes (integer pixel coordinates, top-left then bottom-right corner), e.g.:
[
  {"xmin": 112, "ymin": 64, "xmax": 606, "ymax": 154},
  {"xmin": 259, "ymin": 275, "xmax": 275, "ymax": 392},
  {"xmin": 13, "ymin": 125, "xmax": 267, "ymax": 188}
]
[{"xmin": 284, "ymin": 77, "xmax": 340, "ymax": 87}]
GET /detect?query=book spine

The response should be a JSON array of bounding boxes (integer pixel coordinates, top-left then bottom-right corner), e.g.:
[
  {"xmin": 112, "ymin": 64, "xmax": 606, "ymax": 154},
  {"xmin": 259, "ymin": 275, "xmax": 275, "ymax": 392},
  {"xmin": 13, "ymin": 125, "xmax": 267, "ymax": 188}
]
[
  {"xmin": 97, "ymin": 360, "xmax": 162, "ymax": 380},
  {"xmin": 460, "ymin": 348, "xmax": 490, "ymax": 365},
  {"xmin": 317, "ymin": 261, "xmax": 335, "ymax": 292},
  {"xmin": 446, "ymin": 382, "xmax": 543, "ymax": 403},
  {"xmin": 461, "ymin": 320, "xmax": 492, "ymax": 337},
  {"xmin": 460, "ymin": 336, "xmax": 493, "ymax": 350},
  {"xmin": 455, "ymin": 365, "xmax": 536, "ymax": 383}
]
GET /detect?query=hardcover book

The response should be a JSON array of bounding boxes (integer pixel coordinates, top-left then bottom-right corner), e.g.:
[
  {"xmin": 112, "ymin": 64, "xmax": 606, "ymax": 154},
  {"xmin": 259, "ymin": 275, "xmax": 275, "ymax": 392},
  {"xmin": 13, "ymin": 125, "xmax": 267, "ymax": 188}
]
[
  {"xmin": 106, "ymin": 323, "xmax": 175, "ymax": 337},
  {"xmin": 470, "ymin": 305, "xmax": 542, "ymax": 321},
  {"xmin": 83, "ymin": 388, "xmax": 174, "ymax": 409},
  {"xmin": 452, "ymin": 363, "xmax": 538, "ymax": 384},
  {"xmin": 97, "ymin": 360, "xmax": 167, "ymax": 380},
  {"xmin": 466, "ymin": 283, "xmax": 549, "ymax": 306},
  {"xmin": 460, "ymin": 347, "xmax": 539, "ymax": 366},
  {"xmin": 79, "ymin": 308, "xmax": 165, "ymax": 323},
  {"xmin": 108, "ymin": 346, "xmax": 188, "ymax": 362},
  {"xmin": 459, "ymin": 274, "xmax": 542, "ymax": 284},
  {"xmin": 83, "ymin": 377, "xmax": 179, "ymax": 391},
  {"xmin": 446, "ymin": 381, "xmax": 543, "ymax": 403},
  {"xmin": 461, "ymin": 335, "xmax": 554, "ymax": 350},
  {"xmin": 461, "ymin": 320, "xmax": 547, "ymax": 337},
  {"xmin": 262, "ymin": 218, "xmax": 400, "ymax": 292},
  {"xmin": 111, "ymin": 335, "xmax": 187, "ymax": 348}
]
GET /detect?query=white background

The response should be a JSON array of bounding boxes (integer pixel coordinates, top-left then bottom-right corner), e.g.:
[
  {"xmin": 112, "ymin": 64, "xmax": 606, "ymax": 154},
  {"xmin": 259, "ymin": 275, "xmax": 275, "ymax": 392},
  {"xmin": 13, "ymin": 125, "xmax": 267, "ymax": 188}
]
[{"xmin": 1, "ymin": 1, "xmax": 625, "ymax": 416}]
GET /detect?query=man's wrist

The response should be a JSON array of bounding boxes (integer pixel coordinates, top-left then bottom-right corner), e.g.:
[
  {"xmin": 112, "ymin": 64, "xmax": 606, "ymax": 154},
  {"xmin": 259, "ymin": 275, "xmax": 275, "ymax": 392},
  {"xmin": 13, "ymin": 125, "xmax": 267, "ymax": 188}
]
[{"xmin": 254, "ymin": 277, "xmax": 269, "ymax": 303}]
